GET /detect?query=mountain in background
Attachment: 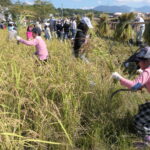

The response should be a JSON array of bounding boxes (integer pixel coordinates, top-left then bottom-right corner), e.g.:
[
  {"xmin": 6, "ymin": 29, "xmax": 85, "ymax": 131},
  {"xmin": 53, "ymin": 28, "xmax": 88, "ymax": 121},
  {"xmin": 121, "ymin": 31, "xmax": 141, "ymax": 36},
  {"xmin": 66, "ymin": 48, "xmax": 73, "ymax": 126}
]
[
  {"xmin": 135, "ymin": 6, "xmax": 150, "ymax": 13},
  {"xmin": 94, "ymin": 5, "xmax": 131, "ymax": 13},
  {"xmin": 93, "ymin": 5, "xmax": 150, "ymax": 13}
]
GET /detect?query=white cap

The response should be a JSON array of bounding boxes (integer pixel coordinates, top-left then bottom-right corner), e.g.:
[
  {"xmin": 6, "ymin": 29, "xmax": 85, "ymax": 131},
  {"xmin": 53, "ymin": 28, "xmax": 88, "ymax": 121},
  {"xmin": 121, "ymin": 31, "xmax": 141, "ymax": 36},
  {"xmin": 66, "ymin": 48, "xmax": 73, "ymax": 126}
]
[
  {"xmin": 81, "ymin": 17, "xmax": 93, "ymax": 29},
  {"xmin": 65, "ymin": 19, "xmax": 70, "ymax": 24},
  {"xmin": 44, "ymin": 23, "xmax": 49, "ymax": 26},
  {"xmin": 9, "ymin": 21, "xmax": 14, "ymax": 24},
  {"xmin": 36, "ymin": 21, "xmax": 39, "ymax": 25}
]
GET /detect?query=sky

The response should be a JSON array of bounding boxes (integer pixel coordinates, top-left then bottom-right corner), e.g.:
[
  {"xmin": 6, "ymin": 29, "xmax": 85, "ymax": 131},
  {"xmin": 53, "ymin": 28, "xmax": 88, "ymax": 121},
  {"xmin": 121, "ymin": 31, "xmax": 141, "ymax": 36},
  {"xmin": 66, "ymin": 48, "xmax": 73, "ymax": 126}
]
[{"xmin": 12, "ymin": 0, "xmax": 150, "ymax": 9}]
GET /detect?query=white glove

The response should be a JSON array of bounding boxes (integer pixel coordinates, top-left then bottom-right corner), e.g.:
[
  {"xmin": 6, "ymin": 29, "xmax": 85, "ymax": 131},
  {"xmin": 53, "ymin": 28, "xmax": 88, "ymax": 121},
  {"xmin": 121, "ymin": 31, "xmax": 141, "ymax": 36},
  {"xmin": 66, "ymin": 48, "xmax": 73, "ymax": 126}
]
[
  {"xmin": 16, "ymin": 36, "xmax": 21, "ymax": 41},
  {"xmin": 86, "ymin": 35, "xmax": 90, "ymax": 38},
  {"xmin": 137, "ymin": 69, "xmax": 143, "ymax": 74},
  {"xmin": 112, "ymin": 72, "xmax": 122, "ymax": 80}
]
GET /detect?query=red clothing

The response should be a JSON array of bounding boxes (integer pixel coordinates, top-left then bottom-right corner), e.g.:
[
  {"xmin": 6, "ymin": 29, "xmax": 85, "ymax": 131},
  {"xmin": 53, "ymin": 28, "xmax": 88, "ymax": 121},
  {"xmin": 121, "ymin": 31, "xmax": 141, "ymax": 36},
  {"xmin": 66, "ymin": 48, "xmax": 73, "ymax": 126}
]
[{"xmin": 26, "ymin": 31, "xmax": 33, "ymax": 40}]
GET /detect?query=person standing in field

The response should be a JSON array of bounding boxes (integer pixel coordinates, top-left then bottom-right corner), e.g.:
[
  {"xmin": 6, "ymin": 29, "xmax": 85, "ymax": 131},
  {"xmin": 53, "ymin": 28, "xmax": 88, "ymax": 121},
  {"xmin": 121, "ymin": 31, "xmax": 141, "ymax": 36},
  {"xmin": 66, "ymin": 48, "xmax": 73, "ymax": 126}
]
[
  {"xmin": 49, "ymin": 17, "xmax": 56, "ymax": 38},
  {"xmin": 56, "ymin": 20, "xmax": 64, "ymax": 41},
  {"xmin": 16, "ymin": 27, "xmax": 48, "ymax": 62},
  {"xmin": 8, "ymin": 22, "xmax": 17, "ymax": 41},
  {"xmin": 73, "ymin": 17, "xmax": 93, "ymax": 63},
  {"xmin": 44, "ymin": 23, "xmax": 52, "ymax": 40},
  {"xmin": 26, "ymin": 25, "xmax": 33, "ymax": 40},
  {"xmin": 70, "ymin": 18, "xmax": 77, "ymax": 39},
  {"xmin": 35, "ymin": 22, "xmax": 42, "ymax": 31},
  {"xmin": 63, "ymin": 19, "xmax": 70, "ymax": 40},
  {"xmin": 135, "ymin": 13, "xmax": 145, "ymax": 46},
  {"xmin": 0, "ymin": 22, "xmax": 6, "ymax": 30},
  {"xmin": 112, "ymin": 46, "xmax": 150, "ymax": 146}
]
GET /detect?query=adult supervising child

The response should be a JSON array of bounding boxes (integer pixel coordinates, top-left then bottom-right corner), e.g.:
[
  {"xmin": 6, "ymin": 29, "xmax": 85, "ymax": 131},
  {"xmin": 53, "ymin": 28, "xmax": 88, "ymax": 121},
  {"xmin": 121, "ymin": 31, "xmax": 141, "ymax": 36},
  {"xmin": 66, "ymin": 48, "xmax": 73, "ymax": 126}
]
[{"xmin": 16, "ymin": 27, "xmax": 48, "ymax": 61}]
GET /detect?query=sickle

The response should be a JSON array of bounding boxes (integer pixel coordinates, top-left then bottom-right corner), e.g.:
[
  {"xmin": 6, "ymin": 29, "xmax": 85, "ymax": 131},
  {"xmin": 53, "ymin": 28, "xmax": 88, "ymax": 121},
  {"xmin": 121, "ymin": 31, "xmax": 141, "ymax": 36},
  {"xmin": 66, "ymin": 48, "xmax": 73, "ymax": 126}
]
[{"xmin": 110, "ymin": 88, "xmax": 132, "ymax": 100}]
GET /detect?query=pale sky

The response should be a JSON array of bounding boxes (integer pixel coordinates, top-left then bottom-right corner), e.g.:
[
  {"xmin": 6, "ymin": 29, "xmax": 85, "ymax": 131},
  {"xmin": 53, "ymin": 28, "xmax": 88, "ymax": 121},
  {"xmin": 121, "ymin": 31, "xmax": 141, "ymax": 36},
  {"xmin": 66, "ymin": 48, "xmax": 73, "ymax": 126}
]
[{"xmin": 12, "ymin": 0, "xmax": 150, "ymax": 9}]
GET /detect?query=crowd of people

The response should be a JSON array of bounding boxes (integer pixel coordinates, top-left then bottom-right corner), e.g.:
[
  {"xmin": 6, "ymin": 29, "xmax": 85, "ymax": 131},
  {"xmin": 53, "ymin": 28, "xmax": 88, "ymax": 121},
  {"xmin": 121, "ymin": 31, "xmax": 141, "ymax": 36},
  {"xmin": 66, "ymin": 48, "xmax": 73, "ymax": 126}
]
[
  {"xmin": 34, "ymin": 17, "xmax": 77, "ymax": 41},
  {"xmin": 4, "ymin": 17, "xmax": 78, "ymax": 41},
  {"xmin": 5, "ymin": 16, "xmax": 93, "ymax": 64}
]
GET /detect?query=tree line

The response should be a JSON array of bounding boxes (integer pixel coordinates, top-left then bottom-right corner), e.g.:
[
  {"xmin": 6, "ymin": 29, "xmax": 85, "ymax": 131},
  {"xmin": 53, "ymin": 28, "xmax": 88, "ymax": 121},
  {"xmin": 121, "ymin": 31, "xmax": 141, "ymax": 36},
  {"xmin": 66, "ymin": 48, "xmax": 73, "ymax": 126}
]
[{"xmin": 0, "ymin": 0, "xmax": 102, "ymax": 21}]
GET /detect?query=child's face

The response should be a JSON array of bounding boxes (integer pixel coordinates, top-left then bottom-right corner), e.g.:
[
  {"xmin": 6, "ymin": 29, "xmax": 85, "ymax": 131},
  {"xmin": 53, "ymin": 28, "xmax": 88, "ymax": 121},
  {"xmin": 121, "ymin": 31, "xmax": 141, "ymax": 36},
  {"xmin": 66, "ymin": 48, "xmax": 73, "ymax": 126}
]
[
  {"xmin": 32, "ymin": 32, "xmax": 37, "ymax": 38},
  {"xmin": 29, "ymin": 27, "xmax": 33, "ymax": 31},
  {"xmin": 139, "ymin": 60, "xmax": 150, "ymax": 70}
]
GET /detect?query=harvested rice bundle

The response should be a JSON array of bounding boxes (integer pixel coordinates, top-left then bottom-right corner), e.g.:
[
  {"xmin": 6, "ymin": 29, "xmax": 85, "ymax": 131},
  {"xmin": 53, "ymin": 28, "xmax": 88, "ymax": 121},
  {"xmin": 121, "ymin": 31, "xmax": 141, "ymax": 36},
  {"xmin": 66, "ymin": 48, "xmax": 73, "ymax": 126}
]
[
  {"xmin": 114, "ymin": 12, "xmax": 135, "ymax": 42},
  {"xmin": 86, "ymin": 13, "xmax": 94, "ymax": 21},
  {"xmin": 96, "ymin": 14, "xmax": 110, "ymax": 37},
  {"xmin": 144, "ymin": 23, "xmax": 150, "ymax": 45}
]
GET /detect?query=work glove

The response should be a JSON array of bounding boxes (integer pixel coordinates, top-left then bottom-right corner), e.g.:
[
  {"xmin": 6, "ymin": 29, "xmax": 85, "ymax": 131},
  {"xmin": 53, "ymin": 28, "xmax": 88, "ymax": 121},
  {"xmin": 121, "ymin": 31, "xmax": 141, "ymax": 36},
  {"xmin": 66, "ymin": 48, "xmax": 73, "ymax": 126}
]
[
  {"xmin": 16, "ymin": 36, "xmax": 21, "ymax": 41},
  {"xmin": 112, "ymin": 72, "xmax": 122, "ymax": 80},
  {"xmin": 137, "ymin": 69, "xmax": 143, "ymax": 74}
]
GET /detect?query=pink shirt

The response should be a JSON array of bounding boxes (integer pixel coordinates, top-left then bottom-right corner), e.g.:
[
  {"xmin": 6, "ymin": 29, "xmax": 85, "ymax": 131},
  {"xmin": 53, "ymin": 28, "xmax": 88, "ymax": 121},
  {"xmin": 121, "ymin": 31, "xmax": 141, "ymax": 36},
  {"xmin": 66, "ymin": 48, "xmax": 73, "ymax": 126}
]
[
  {"xmin": 120, "ymin": 67, "xmax": 150, "ymax": 93},
  {"xmin": 26, "ymin": 31, "xmax": 33, "ymax": 40},
  {"xmin": 19, "ymin": 36, "xmax": 48, "ymax": 60}
]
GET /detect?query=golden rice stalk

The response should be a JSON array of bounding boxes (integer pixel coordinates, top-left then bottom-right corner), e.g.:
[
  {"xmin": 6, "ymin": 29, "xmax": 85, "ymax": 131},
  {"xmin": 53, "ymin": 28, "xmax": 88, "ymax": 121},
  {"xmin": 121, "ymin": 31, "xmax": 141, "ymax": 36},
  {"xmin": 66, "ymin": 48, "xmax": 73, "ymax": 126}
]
[
  {"xmin": 49, "ymin": 112, "xmax": 73, "ymax": 146},
  {"xmin": 0, "ymin": 133, "xmax": 66, "ymax": 146},
  {"xmin": 16, "ymin": 13, "xmax": 35, "ymax": 35}
]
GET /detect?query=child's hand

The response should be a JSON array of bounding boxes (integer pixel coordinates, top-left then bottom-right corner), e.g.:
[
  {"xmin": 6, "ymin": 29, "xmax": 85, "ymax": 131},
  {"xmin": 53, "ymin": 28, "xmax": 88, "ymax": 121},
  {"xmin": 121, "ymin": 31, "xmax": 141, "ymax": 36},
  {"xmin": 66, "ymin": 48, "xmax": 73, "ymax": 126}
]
[
  {"xmin": 112, "ymin": 72, "xmax": 123, "ymax": 80},
  {"xmin": 16, "ymin": 36, "xmax": 21, "ymax": 41},
  {"xmin": 137, "ymin": 69, "xmax": 143, "ymax": 74}
]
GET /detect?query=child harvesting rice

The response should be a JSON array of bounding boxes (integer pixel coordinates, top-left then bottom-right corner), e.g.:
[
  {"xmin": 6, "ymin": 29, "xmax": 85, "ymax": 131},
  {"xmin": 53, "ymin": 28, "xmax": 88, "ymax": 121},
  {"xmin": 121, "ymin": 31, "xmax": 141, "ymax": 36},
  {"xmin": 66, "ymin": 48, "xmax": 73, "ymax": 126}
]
[
  {"xmin": 112, "ymin": 46, "xmax": 150, "ymax": 146},
  {"xmin": 16, "ymin": 27, "xmax": 48, "ymax": 61}
]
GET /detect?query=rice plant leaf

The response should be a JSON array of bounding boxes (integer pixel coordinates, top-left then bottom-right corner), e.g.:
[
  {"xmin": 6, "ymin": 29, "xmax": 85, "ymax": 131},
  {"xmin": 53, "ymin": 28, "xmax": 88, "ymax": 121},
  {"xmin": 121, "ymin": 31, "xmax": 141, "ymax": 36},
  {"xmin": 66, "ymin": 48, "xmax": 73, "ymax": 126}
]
[
  {"xmin": 49, "ymin": 112, "xmax": 73, "ymax": 146},
  {"xmin": 0, "ymin": 133, "xmax": 66, "ymax": 146}
]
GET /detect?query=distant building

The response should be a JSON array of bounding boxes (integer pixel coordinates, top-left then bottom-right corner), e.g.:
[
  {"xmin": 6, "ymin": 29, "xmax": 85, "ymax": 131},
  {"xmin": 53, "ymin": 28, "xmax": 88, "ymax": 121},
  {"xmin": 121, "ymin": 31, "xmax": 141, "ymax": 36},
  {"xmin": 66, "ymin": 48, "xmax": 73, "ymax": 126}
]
[
  {"xmin": 114, "ymin": 12, "xmax": 122, "ymax": 17},
  {"xmin": 145, "ymin": 12, "xmax": 150, "ymax": 17}
]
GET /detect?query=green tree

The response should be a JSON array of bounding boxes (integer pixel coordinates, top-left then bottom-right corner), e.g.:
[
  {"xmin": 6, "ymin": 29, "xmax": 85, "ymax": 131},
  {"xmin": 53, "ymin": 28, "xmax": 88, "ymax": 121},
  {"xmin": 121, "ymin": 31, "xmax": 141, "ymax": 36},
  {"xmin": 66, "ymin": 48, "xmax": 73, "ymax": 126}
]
[
  {"xmin": 0, "ymin": 0, "xmax": 12, "ymax": 6},
  {"xmin": 9, "ymin": 0, "xmax": 55, "ymax": 21},
  {"xmin": 33, "ymin": 0, "xmax": 56, "ymax": 21}
]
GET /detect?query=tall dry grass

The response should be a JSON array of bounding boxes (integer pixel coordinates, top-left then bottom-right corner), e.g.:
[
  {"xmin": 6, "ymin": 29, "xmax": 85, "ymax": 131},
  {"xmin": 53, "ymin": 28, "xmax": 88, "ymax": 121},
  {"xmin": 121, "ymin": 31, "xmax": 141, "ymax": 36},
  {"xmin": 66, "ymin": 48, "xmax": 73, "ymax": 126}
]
[{"xmin": 0, "ymin": 28, "xmax": 149, "ymax": 150}]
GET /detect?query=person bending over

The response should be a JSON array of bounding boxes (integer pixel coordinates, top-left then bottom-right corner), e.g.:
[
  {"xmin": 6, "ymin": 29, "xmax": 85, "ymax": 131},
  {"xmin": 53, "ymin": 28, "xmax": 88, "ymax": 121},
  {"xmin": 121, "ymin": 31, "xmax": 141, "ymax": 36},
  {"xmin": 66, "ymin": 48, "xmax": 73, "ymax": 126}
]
[
  {"xmin": 112, "ymin": 46, "xmax": 150, "ymax": 143},
  {"xmin": 16, "ymin": 27, "xmax": 49, "ymax": 62}
]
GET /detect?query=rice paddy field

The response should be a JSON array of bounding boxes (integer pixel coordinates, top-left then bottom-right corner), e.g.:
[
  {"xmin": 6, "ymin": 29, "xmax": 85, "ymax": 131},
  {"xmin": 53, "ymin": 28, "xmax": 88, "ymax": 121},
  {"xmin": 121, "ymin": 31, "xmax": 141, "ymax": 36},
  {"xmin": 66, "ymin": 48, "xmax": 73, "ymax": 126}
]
[{"xmin": 0, "ymin": 27, "xmax": 149, "ymax": 150}]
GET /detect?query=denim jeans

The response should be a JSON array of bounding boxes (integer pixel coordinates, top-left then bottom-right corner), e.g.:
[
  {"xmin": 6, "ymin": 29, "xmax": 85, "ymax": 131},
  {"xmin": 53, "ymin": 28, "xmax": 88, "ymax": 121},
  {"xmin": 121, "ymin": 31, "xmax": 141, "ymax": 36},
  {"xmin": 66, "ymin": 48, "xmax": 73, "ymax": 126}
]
[
  {"xmin": 64, "ymin": 32, "xmax": 69, "ymax": 40},
  {"xmin": 70, "ymin": 29, "xmax": 76, "ymax": 39}
]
